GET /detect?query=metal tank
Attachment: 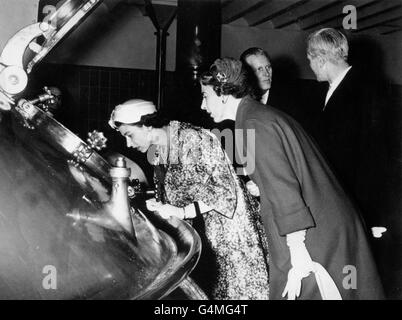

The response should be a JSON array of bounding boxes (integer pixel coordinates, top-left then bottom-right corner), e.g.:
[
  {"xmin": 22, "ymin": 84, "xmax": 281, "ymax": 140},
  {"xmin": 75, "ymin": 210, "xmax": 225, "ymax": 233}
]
[{"xmin": 0, "ymin": 0, "xmax": 204, "ymax": 299}]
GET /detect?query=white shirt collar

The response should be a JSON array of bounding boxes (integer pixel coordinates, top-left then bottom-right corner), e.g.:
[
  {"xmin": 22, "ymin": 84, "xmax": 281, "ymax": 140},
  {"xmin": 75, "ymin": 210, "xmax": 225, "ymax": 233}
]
[
  {"xmin": 329, "ymin": 66, "xmax": 352, "ymax": 90},
  {"xmin": 324, "ymin": 66, "xmax": 352, "ymax": 107},
  {"xmin": 261, "ymin": 90, "xmax": 269, "ymax": 104}
]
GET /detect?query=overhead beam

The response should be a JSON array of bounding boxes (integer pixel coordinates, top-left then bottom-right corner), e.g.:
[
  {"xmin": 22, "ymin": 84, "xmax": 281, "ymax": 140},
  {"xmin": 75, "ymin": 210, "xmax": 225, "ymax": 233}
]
[
  {"xmin": 279, "ymin": 21, "xmax": 302, "ymax": 30},
  {"xmin": 299, "ymin": 0, "xmax": 380, "ymax": 30},
  {"xmin": 298, "ymin": 0, "xmax": 348, "ymax": 30},
  {"xmin": 273, "ymin": 0, "xmax": 340, "ymax": 29},
  {"xmin": 353, "ymin": 1, "xmax": 402, "ymax": 27},
  {"xmin": 382, "ymin": 27, "xmax": 402, "ymax": 35},
  {"xmin": 245, "ymin": 0, "xmax": 307, "ymax": 27},
  {"xmin": 308, "ymin": 0, "xmax": 378, "ymax": 30},
  {"xmin": 151, "ymin": 0, "xmax": 177, "ymax": 5},
  {"xmin": 253, "ymin": 20, "xmax": 276, "ymax": 30},
  {"xmin": 353, "ymin": 12, "xmax": 402, "ymax": 33},
  {"xmin": 375, "ymin": 24, "xmax": 402, "ymax": 34},
  {"xmin": 222, "ymin": 0, "xmax": 266, "ymax": 24},
  {"xmin": 324, "ymin": 0, "xmax": 401, "ymax": 30}
]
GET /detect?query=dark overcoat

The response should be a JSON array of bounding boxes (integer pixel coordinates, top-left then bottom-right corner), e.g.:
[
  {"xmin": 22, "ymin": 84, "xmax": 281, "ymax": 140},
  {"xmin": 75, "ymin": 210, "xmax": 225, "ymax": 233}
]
[
  {"xmin": 311, "ymin": 67, "xmax": 388, "ymax": 227},
  {"xmin": 235, "ymin": 96, "xmax": 384, "ymax": 300}
]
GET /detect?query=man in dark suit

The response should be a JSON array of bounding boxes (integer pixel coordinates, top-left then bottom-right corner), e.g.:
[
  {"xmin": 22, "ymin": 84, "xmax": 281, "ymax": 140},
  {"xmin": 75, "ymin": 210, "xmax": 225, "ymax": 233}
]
[{"xmin": 306, "ymin": 28, "xmax": 387, "ymax": 230}]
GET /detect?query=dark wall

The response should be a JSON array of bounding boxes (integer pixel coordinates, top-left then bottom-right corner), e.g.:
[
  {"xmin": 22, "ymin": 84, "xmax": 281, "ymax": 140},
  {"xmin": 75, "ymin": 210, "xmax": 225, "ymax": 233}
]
[
  {"xmin": 23, "ymin": 58, "xmax": 402, "ymax": 298},
  {"xmin": 24, "ymin": 60, "xmax": 230, "ymax": 187},
  {"xmin": 173, "ymin": 0, "xmax": 222, "ymax": 127},
  {"xmin": 25, "ymin": 63, "xmax": 164, "ymax": 183}
]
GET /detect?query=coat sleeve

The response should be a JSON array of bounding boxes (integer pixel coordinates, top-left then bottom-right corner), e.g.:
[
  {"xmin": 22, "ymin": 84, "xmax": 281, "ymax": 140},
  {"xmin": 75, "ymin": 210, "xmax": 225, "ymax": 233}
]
[
  {"xmin": 244, "ymin": 118, "xmax": 315, "ymax": 236},
  {"xmin": 177, "ymin": 128, "xmax": 237, "ymax": 219}
]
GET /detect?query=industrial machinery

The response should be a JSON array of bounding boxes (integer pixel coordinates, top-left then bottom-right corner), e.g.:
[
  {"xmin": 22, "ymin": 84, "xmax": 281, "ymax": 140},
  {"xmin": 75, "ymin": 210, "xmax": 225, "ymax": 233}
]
[{"xmin": 0, "ymin": 0, "xmax": 204, "ymax": 299}]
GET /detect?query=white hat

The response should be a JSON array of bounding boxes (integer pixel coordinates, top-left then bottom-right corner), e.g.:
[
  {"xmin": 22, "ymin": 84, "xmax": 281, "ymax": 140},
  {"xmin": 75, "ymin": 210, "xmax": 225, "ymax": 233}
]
[{"xmin": 108, "ymin": 99, "xmax": 156, "ymax": 130}]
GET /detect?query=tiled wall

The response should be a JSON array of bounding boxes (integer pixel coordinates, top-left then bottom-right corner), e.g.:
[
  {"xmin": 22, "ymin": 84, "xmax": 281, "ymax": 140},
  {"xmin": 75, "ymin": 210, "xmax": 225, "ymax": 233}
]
[
  {"xmin": 26, "ymin": 63, "xmax": 164, "ymax": 181},
  {"xmin": 29, "ymin": 63, "xmax": 156, "ymax": 136},
  {"xmin": 21, "ymin": 62, "xmax": 402, "ymax": 299},
  {"xmin": 27, "ymin": 63, "xmax": 212, "ymax": 152}
]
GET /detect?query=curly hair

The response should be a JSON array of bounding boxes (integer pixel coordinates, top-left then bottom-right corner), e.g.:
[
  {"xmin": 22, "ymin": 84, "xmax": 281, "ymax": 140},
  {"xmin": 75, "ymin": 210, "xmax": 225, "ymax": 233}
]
[{"xmin": 200, "ymin": 57, "xmax": 257, "ymax": 99}]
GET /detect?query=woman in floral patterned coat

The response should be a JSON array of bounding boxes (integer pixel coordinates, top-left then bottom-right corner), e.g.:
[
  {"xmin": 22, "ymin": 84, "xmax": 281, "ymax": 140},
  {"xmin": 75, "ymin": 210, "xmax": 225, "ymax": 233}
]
[{"xmin": 109, "ymin": 99, "xmax": 270, "ymax": 299}]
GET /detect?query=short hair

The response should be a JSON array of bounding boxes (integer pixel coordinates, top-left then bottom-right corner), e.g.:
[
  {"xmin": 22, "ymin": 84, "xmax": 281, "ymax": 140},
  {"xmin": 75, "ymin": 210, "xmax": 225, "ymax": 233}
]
[
  {"xmin": 200, "ymin": 57, "xmax": 254, "ymax": 98},
  {"xmin": 307, "ymin": 28, "xmax": 349, "ymax": 64},
  {"xmin": 240, "ymin": 47, "xmax": 271, "ymax": 65}
]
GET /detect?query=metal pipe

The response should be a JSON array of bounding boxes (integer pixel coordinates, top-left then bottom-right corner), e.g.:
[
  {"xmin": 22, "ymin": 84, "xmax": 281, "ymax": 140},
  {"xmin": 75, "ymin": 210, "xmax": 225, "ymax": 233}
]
[
  {"xmin": 155, "ymin": 28, "xmax": 167, "ymax": 109},
  {"xmin": 144, "ymin": 0, "xmax": 176, "ymax": 109}
]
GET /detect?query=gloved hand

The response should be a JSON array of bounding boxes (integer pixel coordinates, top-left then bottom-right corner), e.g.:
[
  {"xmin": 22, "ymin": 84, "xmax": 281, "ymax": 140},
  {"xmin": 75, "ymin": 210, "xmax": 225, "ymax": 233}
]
[
  {"xmin": 282, "ymin": 230, "xmax": 315, "ymax": 300},
  {"xmin": 246, "ymin": 180, "xmax": 260, "ymax": 197},
  {"xmin": 146, "ymin": 198, "xmax": 185, "ymax": 220},
  {"xmin": 371, "ymin": 226, "xmax": 387, "ymax": 238}
]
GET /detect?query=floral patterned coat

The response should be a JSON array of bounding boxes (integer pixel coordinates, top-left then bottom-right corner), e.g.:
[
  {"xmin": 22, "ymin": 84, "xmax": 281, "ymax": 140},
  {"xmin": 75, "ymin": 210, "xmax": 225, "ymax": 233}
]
[{"xmin": 153, "ymin": 121, "xmax": 270, "ymax": 299}]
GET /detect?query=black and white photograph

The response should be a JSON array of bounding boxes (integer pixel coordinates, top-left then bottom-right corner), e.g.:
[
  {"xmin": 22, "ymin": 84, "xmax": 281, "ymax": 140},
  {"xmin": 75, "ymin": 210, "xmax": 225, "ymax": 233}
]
[{"xmin": 0, "ymin": 0, "xmax": 401, "ymax": 305}]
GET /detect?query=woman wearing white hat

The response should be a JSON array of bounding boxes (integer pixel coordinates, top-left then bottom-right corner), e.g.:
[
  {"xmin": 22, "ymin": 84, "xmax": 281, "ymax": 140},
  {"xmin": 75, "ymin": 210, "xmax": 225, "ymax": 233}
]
[{"xmin": 109, "ymin": 99, "xmax": 270, "ymax": 300}]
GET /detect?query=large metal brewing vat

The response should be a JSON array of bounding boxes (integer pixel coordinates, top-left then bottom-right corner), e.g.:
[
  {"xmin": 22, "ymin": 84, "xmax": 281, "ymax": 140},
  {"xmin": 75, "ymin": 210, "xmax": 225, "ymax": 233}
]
[{"xmin": 0, "ymin": 0, "xmax": 204, "ymax": 299}]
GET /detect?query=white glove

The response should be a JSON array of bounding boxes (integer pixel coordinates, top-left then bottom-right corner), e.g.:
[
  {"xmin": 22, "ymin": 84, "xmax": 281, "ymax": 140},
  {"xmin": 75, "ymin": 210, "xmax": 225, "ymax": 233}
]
[
  {"xmin": 371, "ymin": 226, "xmax": 387, "ymax": 238},
  {"xmin": 282, "ymin": 230, "xmax": 315, "ymax": 300},
  {"xmin": 246, "ymin": 180, "xmax": 260, "ymax": 197}
]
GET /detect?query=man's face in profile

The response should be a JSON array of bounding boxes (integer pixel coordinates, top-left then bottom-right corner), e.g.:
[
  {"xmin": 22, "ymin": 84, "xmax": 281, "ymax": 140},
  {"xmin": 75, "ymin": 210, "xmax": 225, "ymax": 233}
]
[
  {"xmin": 245, "ymin": 54, "xmax": 272, "ymax": 91},
  {"xmin": 307, "ymin": 54, "xmax": 326, "ymax": 82}
]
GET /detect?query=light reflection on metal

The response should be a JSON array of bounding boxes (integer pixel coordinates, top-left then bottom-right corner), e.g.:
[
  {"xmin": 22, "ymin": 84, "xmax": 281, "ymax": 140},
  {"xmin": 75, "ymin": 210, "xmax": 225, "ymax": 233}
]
[
  {"xmin": 0, "ymin": 1, "xmax": 102, "ymax": 104},
  {"xmin": 108, "ymin": 157, "xmax": 135, "ymax": 235},
  {"xmin": 0, "ymin": 0, "xmax": 205, "ymax": 299},
  {"xmin": 66, "ymin": 208, "xmax": 124, "ymax": 232},
  {"xmin": 13, "ymin": 100, "xmax": 111, "ymax": 183},
  {"xmin": 0, "ymin": 22, "xmax": 52, "ymax": 69},
  {"xmin": 15, "ymin": 99, "xmax": 39, "ymax": 129},
  {"xmin": 27, "ymin": 0, "xmax": 103, "ymax": 73},
  {"xmin": 66, "ymin": 156, "xmax": 135, "ymax": 239},
  {"xmin": 0, "ymin": 21, "xmax": 53, "ymax": 102},
  {"xmin": 87, "ymin": 130, "xmax": 107, "ymax": 151},
  {"xmin": 0, "ymin": 91, "xmax": 13, "ymax": 111},
  {"xmin": 0, "ymin": 105, "xmax": 204, "ymax": 299}
]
